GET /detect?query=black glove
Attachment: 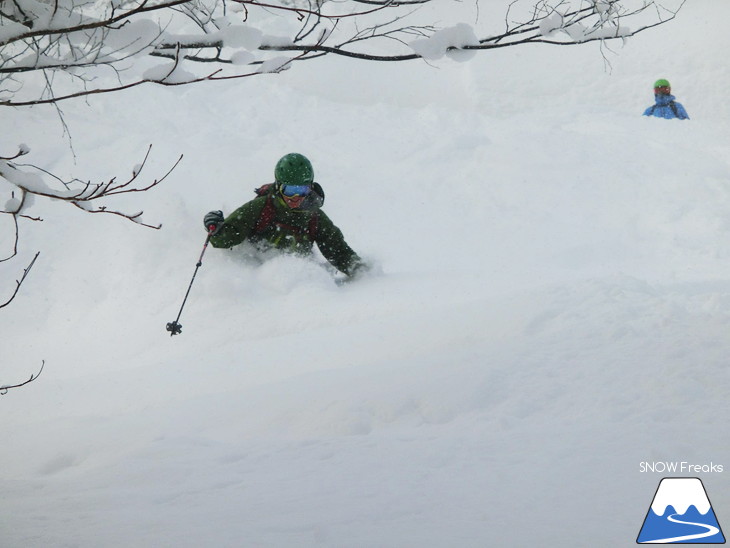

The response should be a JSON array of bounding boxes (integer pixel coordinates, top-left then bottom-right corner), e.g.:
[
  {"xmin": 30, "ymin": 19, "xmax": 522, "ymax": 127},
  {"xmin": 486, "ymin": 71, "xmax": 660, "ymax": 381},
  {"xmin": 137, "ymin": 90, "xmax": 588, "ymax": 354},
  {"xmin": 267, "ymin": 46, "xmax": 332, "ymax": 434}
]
[
  {"xmin": 345, "ymin": 259, "xmax": 371, "ymax": 281},
  {"xmin": 204, "ymin": 210, "xmax": 225, "ymax": 234}
]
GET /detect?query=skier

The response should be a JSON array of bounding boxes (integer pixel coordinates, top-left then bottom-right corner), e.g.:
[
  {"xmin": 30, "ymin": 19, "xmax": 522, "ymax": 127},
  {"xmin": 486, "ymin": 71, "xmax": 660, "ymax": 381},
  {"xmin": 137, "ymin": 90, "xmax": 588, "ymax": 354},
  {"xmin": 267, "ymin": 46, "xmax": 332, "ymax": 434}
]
[
  {"xmin": 643, "ymin": 79, "xmax": 689, "ymax": 120},
  {"xmin": 204, "ymin": 153, "xmax": 368, "ymax": 279}
]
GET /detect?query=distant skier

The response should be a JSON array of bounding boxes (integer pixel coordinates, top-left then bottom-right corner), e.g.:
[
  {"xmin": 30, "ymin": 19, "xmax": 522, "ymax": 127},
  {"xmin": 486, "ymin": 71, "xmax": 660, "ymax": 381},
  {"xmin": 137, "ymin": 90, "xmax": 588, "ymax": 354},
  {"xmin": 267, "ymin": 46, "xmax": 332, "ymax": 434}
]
[
  {"xmin": 204, "ymin": 153, "xmax": 368, "ymax": 279},
  {"xmin": 643, "ymin": 79, "xmax": 689, "ymax": 120}
]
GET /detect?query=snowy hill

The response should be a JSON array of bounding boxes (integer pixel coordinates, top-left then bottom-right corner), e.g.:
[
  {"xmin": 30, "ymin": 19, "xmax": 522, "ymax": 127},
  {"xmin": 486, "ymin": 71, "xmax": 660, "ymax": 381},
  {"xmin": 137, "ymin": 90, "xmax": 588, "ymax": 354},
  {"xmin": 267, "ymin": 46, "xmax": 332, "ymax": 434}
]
[{"xmin": 2, "ymin": 1, "xmax": 730, "ymax": 546}]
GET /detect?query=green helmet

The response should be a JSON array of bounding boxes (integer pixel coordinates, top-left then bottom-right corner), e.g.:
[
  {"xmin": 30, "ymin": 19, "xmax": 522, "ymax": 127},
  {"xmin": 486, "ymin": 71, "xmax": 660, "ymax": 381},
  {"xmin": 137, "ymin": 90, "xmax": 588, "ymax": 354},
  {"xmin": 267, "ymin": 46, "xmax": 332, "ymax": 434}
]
[
  {"xmin": 653, "ymin": 78, "xmax": 671, "ymax": 89},
  {"xmin": 274, "ymin": 153, "xmax": 314, "ymax": 186}
]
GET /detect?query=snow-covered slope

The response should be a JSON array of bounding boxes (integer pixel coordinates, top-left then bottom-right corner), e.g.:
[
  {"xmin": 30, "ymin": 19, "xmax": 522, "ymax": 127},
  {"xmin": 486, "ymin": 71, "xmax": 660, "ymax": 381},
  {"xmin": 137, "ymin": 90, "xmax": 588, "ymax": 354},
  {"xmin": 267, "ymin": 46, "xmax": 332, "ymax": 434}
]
[{"xmin": 2, "ymin": 1, "xmax": 729, "ymax": 546}]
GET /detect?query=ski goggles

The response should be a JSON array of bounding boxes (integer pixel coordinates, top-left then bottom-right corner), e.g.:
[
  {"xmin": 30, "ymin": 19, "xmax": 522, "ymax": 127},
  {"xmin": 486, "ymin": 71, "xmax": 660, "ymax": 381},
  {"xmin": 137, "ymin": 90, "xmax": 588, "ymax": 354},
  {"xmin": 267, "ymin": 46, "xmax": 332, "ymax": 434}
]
[
  {"xmin": 654, "ymin": 86, "xmax": 671, "ymax": 95},
  {"xmin": 280, "ymin": 184, "xmax": 312, "ymax": 197}
]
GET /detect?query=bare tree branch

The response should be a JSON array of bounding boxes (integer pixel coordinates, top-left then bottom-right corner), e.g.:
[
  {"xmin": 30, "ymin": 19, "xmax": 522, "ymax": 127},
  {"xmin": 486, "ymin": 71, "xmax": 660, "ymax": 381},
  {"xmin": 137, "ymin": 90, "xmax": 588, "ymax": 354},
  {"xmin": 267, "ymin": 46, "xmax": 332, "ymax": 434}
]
[
  {"xmin": 0, "ymin": 251, "xmax": 39, "ymax": 309},
  {"xmin": 0, "ymin": 252, "xmax": 43, "ymax": 394},
  {"xmin": 0, "ymin": 0, "xmax": 685, "ymax": 107},
  {"xmin": 1, "ymin": 145, "xmax": 178, "ymax": 229},
  {"xmin": 1, "ymin": 360, "xmax": 45, "ymax": 395},
  {"xmin": 0, "ymin": 209, "xmax": 22, "ymax": 263}
]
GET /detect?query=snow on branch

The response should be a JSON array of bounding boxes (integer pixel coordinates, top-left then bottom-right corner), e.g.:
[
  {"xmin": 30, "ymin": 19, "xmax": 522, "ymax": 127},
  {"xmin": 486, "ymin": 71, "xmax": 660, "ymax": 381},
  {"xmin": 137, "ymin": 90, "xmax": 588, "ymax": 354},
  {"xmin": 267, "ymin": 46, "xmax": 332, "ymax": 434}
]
[
  {"xmin": 0, "ymin": 0, "xmax": 685, "ymax": 107},
  {"xmin": 0, "ymin": 144, "xmax": 180, "ymax": 230},
  {"xmin": 487, "ymin": 0, "xmax": 686, "ymax": 47}
]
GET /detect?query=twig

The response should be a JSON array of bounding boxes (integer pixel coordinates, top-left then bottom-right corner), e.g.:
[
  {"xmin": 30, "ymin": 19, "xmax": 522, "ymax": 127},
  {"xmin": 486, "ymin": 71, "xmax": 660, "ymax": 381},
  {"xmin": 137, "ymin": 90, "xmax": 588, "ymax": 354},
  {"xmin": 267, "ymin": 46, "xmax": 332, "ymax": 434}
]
[
  {"xmin": 0, "ymin": 360, "xmax": 46, "ymax": 395},
  {"xmin": 0, "ymin": 251, "xmax": 40, "ymax": 308}
]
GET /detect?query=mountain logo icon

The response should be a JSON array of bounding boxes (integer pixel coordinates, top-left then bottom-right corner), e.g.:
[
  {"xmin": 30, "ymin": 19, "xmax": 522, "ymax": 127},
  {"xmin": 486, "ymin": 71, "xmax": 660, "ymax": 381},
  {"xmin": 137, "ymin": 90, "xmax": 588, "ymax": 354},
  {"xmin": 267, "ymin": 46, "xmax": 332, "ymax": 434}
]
[{"xmin": 637, "ymin": 477, "xmax": 725, "ymax": 544}]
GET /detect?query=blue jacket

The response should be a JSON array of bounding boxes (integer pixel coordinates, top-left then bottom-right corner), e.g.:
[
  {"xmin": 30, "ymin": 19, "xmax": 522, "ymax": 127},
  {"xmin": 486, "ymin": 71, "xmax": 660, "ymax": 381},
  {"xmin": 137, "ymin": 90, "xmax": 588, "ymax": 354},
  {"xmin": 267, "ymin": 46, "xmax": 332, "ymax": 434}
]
[{"xmin": 643, "ymin": 93, "xmax": 689, "ymax": 120}]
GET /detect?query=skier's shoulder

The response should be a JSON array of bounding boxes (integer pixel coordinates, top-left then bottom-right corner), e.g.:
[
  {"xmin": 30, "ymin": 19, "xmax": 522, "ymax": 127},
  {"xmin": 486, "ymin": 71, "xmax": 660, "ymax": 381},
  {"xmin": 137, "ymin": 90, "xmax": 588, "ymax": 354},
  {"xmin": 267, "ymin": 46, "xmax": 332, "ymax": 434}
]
[{"xmin": 312, "ymin": 207, "xmax": 340, "ymax": 233}]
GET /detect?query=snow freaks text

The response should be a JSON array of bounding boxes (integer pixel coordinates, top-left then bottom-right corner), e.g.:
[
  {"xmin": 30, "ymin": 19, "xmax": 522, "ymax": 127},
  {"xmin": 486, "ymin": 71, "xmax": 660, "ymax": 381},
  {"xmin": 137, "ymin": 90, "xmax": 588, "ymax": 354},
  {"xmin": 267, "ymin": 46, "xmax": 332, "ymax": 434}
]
[{"xmin": 640, "ymin": 462, "xmax": 724, "ymax": 474}]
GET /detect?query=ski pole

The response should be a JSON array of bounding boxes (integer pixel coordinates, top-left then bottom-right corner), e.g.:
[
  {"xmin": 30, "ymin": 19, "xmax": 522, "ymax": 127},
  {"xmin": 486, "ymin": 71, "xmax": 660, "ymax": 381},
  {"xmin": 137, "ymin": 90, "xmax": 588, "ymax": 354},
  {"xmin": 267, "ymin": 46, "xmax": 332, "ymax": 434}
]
[{"xmin": 166, "ymin": 226, "xmax": 216, "ymax": 336}]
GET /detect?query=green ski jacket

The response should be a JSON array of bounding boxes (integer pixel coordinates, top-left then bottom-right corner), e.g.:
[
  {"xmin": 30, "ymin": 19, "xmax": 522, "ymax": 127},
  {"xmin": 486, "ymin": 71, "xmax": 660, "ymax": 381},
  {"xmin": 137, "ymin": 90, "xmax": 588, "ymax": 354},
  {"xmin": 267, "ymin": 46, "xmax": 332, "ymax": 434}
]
[{"xmin": 210, "ymin": 192, "xmax": 364, "ymax": 277}]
